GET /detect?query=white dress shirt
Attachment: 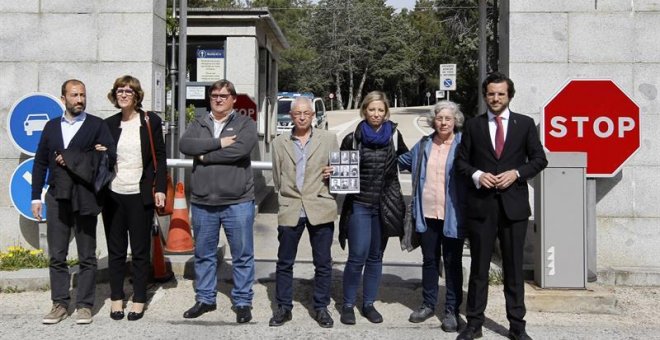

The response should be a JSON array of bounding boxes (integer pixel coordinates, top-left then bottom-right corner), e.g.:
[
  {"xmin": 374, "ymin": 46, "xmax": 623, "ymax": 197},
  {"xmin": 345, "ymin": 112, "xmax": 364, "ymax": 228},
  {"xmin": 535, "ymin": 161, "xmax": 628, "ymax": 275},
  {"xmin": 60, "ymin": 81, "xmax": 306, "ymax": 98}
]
[{"xmin": 471, "ymin": 108, "xmax": 513, "ymax": 188}]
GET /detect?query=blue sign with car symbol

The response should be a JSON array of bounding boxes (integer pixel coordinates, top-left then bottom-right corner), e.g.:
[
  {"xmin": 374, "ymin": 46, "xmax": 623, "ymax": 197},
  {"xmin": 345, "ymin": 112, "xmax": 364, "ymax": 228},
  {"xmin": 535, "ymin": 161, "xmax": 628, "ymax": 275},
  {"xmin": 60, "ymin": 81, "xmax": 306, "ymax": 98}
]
[{"xmin": 7, "ymin": 93, "xmax": 63, "ymax": 156}]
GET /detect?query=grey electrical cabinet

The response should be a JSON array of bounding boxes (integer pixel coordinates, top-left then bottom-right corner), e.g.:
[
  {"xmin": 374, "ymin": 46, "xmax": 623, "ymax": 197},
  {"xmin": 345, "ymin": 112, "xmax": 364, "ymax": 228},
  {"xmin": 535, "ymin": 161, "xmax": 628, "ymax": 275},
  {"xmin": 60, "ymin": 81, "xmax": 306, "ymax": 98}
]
[{"xmin": 533, "ymin": 152, "xmax": 587, "ymax": 289}]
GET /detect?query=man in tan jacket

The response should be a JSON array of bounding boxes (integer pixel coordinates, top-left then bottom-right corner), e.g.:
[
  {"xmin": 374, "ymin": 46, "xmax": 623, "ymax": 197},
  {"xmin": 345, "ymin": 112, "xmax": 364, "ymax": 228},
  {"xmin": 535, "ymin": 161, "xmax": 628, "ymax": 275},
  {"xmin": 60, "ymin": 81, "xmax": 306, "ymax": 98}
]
[{"xmin": 269, "ymin": 97, "xmax": 339, "ymax": 328}]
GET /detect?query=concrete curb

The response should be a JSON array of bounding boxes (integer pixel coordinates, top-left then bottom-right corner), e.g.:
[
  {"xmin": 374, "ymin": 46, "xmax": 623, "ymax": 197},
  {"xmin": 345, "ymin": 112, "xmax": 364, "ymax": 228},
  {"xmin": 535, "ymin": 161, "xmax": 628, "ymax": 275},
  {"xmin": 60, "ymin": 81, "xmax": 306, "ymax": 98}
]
[
  {"xmin": 598, "ymin": 266, "xmax": 660, "ymax": 286},
  {"xmin": 525, "ymin": 283, "xmax": 618, "ymax": 314},
  {"xmin": 0, "ymin": 244, "xmax": 226, "ymax": 292},
  {"xmin": 7, "ymin": 244, "xmax": 660, "ymax": 316}
]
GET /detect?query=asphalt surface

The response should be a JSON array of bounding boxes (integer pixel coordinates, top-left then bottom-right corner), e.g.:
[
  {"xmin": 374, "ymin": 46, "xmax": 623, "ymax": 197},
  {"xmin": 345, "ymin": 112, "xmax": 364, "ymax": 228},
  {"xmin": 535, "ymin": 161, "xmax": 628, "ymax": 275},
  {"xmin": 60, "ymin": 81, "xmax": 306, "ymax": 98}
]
[{"xmin": 1, "ymin": 272, "xmax": 660, "ymax": 339}]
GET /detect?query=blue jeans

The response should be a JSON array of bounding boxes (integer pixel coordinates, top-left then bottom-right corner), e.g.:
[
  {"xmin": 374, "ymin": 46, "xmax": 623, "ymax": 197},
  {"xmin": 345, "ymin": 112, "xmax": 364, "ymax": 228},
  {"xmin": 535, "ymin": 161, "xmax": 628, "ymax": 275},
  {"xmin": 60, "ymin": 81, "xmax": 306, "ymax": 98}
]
[
  {"xmin": 343, "ymin": 202, "xmax": 386, "ymax": 307},
  {"xmin": 191, "ymin": 201, "xmax": 255, "ymax": 306},
  {"xmin": 421, "ymin": 218, "xmax": 464, "ymax": 314},
  {"xmin": 276, "ymin": 218, "xmax": 334, "ymax": 311}
]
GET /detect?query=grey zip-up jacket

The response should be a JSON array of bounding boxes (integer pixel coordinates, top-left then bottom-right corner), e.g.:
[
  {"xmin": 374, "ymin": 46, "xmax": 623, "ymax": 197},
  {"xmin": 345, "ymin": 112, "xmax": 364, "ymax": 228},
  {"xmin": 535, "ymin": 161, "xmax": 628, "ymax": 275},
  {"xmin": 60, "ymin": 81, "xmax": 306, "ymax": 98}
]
[{"xmin": 179, "ymin": 111, "xmax": 257, "ymax": 206}]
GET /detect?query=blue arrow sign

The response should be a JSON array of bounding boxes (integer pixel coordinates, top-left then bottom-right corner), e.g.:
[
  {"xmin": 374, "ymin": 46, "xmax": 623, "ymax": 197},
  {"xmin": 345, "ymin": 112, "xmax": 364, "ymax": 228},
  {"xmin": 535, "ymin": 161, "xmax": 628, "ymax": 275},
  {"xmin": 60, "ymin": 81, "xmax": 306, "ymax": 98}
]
[
  {"xmin": 9, "ymin": 158, "xmax": 48, "ymax": 222},
  {"xmin": 6, "ymin": 93, "xmax": 63, "ymax": 156}
]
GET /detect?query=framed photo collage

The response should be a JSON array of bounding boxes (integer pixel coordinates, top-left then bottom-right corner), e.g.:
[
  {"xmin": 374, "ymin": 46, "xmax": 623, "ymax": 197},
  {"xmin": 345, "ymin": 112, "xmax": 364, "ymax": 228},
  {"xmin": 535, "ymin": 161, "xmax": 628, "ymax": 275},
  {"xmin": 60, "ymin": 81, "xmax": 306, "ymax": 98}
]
[{"xmin": 329, "ymin": 151, "xmax": 360, "ymax": 194}]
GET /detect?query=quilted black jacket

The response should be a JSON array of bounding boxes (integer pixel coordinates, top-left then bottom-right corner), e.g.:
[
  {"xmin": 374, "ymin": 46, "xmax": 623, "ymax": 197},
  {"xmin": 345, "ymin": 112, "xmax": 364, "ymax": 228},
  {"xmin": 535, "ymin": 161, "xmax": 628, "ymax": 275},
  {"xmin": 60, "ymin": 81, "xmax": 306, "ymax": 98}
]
[{"xmin": 338, "ymin": 122, "xmax": 408, "ymax": 249}]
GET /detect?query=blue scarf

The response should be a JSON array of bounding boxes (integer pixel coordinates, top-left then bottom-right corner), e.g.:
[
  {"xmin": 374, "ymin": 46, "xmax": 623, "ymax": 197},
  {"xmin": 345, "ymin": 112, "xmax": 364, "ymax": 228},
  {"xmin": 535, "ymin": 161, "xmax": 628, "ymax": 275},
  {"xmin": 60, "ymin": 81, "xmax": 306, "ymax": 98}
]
[{"xmin": 359, "ymin": 120, "xmax": 393, "ymax": 148}]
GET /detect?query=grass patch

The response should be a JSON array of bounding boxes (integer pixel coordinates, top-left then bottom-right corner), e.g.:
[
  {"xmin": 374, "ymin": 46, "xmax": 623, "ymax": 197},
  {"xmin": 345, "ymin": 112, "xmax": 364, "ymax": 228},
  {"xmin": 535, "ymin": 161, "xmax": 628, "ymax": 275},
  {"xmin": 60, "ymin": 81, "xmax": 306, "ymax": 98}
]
[
  {"xmin": 0, "ymin": 245, "xmax": 78, "ymax": 271},
  {"xmin": 488, "ymin": 268, "xmax": 504, "ymax": 285},
  {"xmin": 0, "ymin": 286, "xmax": 25, "ymax": 293}
]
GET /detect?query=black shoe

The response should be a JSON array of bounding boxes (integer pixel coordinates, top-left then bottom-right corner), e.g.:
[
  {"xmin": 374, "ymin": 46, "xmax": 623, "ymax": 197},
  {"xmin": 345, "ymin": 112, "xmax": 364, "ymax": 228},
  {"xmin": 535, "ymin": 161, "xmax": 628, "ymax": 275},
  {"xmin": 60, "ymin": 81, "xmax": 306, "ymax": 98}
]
[
  {"xmin": 234, "ymin": 305, "xmax": 252, "ymax": 323},
  {"xmin": 127, "ymin": 311, "xmax": 144, "ymax": 321},
  {"xmin": 409, "ymin": 305, "xmax": 434, "ymax": 323},
  {"xmin": 456, "ymin": 326, "xmax": 483, "ymax": 340},
  {"xmin": 340, "ymin": 305, "xmax": 355, "ymax": 325},
  {"xmin": 110, "ymin": 310, "xmax": 124, "ymax": 320},
  {"xmin": 362, "ymin": 304, "xmax": 383, "ymax": 323},
  {"xmin": 269, "ymin": 307, "xmax": 292, "ymax": 327},
  {"xmin": 183, "ymin": 302, "xmax": 217, "ymax": 319},
  {"xmin": 315, "ymin": 308, "xmax": 334, "ymax": 328},
  {"xmin": 508, "ymin": 329, "xmax": 532, "ymax": 340},
  {"xmin": 441, "ymin": 311, "xmax": 459, "ymax": 332}
]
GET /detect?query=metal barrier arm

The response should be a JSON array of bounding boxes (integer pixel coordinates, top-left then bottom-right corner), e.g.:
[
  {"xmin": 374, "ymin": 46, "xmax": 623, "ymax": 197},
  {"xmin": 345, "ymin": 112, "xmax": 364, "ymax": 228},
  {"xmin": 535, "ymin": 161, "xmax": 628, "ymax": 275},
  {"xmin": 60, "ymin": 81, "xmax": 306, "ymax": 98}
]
[{"xmin": 167, "ymin": 159, "xmax": 273, "ymax": 170}]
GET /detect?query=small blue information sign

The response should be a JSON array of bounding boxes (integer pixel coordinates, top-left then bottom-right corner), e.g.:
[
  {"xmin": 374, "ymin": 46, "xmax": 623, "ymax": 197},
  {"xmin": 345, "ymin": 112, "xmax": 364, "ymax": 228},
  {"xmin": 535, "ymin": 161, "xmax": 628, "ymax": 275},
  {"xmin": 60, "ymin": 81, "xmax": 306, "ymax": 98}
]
[{"xmin": 196, "ymin": 49, "xmax": 225, "ymax": 58}]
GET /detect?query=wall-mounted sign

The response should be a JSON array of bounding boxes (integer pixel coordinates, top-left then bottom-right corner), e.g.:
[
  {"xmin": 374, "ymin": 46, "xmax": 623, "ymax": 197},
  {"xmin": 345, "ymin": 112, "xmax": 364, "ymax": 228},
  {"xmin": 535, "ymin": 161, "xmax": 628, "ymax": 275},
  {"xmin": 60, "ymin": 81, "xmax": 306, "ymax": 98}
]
[
  {"xmin": 7, "ymin": 93, "xmax": 63, "ymax": 156},
  {"xmin": 196, "ymin": 49, "xmax": 225, "ymax": 82},
  {"xmin": 186, "ymin": 86, "xmax": 206, "ymax": 100}
]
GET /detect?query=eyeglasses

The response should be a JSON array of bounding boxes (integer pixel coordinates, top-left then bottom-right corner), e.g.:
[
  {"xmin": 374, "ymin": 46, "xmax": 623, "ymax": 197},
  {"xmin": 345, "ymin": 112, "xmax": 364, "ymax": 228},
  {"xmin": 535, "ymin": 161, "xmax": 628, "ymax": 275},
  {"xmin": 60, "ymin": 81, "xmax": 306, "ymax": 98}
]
[
  {"xmin": 434, "ymin": 116, "xmax": 454, "ymax": 122},
  {"xmin": 116, "ymin": 89, "xmax": 134, "ymax": 96},
  {"xmin": 210, "ymin": 93, "xmax": 232, "ymax": 100},
  {"xmin": 291, "ymin": 111, "xmax": 314, "ymax": 117}
]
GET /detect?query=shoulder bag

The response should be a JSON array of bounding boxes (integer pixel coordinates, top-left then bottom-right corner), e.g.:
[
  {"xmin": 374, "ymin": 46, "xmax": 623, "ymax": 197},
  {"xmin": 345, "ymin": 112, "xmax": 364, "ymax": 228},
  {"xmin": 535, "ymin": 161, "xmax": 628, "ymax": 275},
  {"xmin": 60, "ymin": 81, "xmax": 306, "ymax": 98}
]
[{"xmin": 145, "ymin": 112, "xmax": 174, "ymax": 216}]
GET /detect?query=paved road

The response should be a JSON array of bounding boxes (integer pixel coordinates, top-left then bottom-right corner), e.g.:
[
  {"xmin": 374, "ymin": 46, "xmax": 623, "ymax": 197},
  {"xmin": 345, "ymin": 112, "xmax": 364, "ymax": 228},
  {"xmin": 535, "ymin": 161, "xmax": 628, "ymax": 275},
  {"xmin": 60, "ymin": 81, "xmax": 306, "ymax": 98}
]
[
  {"xmin": 327, "ymin": 106, "xmax": 434, "ymax": 149},
  {"xmin": 1, "ymin": 274, "xmax": 659, "ymax": 339}
]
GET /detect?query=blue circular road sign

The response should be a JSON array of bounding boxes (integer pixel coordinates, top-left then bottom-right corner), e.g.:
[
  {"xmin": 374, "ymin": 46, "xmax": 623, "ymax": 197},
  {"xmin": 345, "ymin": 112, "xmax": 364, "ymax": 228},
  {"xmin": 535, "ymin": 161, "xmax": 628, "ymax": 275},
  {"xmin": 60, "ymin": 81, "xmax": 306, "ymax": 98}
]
[
  {"xmin": 443, "ymin": 79, "xmax": 453, "ymax": 88},
  {"xmin": 9, "ymin": 158, "xmax": 48, "ymax": 222},
  {"xmin": 6, "ymin": 92, "xmax": 63, "ymax": 156}
]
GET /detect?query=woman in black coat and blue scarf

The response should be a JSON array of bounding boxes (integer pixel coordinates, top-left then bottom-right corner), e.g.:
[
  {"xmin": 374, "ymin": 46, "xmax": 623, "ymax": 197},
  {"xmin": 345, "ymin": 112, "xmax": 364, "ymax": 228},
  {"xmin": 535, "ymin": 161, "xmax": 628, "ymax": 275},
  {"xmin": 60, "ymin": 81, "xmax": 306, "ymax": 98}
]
[{"xmin": 338, "ymin": 91, "xmax": 408, "ymax": 325}]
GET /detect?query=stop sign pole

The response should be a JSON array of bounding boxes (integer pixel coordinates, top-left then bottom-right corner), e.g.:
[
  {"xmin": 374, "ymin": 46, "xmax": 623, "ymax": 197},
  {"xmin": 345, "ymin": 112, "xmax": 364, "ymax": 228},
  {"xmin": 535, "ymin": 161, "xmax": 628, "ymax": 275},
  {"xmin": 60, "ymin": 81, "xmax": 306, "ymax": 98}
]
[{"xmin": 542, "ymin": 79, "xmax": 641, "ymax": 282}]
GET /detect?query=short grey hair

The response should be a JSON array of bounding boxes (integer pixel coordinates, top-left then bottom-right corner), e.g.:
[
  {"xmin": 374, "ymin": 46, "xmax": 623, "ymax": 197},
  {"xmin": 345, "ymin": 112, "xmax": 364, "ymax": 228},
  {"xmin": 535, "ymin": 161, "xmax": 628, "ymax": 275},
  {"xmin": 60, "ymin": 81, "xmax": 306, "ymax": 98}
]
[
  {"xmin": 290, "ymin": 96, "xmax": 313, "ymax": 113},
  {"xmin": 426, "ymin": 100, "xmax": 464, "ymax": 132}
]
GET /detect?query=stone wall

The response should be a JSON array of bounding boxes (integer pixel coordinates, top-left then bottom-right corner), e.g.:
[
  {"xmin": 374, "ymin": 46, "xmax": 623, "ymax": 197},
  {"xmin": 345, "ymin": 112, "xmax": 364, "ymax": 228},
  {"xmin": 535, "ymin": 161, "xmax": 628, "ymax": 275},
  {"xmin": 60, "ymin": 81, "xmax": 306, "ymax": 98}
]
[
  {"xmin": 0, "ymin": 0, "xmax": 167, "ymax": 254},
  {"xmin": 509, "ymin": 0, "xmax": 660, "ymax": 269}
]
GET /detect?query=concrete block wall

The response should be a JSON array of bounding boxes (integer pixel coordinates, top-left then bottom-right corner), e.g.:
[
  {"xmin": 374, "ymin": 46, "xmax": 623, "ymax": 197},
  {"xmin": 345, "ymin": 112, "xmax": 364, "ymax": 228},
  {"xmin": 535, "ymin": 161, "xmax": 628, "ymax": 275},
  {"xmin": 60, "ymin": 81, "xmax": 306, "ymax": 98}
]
[
  {"xmin": 0, "ymin": 1, "xmax": 166, "ymax": 254},
  {"xmin": 226, "ymin": 36, "xmax": 259, "ymax": 97},
  {"xmin": 509, "ymin": 1, "xmax": 660, "ymax": 269}
]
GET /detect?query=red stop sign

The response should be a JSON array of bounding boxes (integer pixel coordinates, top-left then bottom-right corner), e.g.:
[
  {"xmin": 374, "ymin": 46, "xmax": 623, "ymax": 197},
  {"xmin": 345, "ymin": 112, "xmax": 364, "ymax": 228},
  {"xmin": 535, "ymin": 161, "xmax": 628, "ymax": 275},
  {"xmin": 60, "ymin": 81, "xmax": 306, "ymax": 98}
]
[
  {"xmin": 234, "ymin": 94, "xmax": 257, "ymax": 121},
  {"xmin": 542, "ymin": 79, "xmax": 640, "ymax": 177}
]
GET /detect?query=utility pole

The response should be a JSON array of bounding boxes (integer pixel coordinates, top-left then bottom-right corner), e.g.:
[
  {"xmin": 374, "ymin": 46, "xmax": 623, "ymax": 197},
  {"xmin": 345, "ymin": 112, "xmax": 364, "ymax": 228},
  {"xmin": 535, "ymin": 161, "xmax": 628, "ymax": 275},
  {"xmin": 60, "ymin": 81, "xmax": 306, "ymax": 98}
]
[
  {"xmin": 169, "ymin": 0, "xmax": 178, "ymax": 180},
  {"xmin": 478, "ymin": 0, "xmax": 487, "ymax": 115},
  {"xmin": 177, "ymin": 0, "xmax": 188, "ymax": 182}
]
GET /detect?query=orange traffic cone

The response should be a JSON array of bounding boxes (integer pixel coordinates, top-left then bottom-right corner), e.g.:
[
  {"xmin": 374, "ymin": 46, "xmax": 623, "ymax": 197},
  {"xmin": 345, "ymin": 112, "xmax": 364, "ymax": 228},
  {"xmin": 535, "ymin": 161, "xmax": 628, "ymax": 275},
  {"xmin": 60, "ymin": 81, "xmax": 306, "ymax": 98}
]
[
  {"xmin": 151, "ymin": 215, "xmax": 173, "ymax": 282},
  {"xmin": 164, "ymin": 182, "xmax": 195, "ymax": 254}
]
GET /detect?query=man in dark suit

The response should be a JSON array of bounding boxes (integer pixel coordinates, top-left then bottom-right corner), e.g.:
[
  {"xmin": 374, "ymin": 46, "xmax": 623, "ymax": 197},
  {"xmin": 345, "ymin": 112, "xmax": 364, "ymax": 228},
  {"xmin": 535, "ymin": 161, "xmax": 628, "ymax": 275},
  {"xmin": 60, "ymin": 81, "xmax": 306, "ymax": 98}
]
[
  {"xmin": 32, "ymin": 79, "xmax": 116, "ymax": 325},
  {"xmin": 455, "ymin": 73, "xmax": 547, "ymax": 340}
]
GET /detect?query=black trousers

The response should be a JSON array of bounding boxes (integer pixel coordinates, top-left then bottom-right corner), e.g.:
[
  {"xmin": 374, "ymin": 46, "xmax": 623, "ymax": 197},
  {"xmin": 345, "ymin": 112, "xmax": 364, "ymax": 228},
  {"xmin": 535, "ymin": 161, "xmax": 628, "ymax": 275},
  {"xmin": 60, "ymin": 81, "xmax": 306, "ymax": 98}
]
[
  {"xmin": 465, "ymin": 196, "xmax": 527, "ymax": 332},
  {"xmin": 102, "ymin": 192, "xmax": 152, "ymax": 303},
  {"xmin": 46, "ymin": 193, "xmax": 98, "ymax": 308},
  {"xmin": 275, "ymin": 218, "xmax": 334, "ymax": 311},
  {"xmin": 420, "ymin": 218, "xmax": 464, "ymax": 314}
]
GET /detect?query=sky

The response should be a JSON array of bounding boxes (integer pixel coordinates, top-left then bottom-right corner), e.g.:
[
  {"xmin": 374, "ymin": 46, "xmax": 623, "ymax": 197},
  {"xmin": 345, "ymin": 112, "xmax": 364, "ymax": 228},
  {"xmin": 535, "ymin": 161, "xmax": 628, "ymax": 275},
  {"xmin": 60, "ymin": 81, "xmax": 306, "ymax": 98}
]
[{"xmin": 387, "ymin": 0, "xmax": 417, "ymax": 10}]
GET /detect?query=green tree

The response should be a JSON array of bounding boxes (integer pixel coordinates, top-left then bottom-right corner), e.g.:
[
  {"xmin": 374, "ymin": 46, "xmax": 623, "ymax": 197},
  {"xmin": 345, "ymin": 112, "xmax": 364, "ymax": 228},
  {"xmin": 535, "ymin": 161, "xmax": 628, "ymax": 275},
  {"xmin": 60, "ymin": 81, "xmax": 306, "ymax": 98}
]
[
  {"xmin": 168, "ymin": 0, "xmax": 496, "ymax": 112},
  {"xmin": 308, "ymin": 0, "xmax": 350, "ymax": 109},
  {"xmin": 252, "ymin": 1, "xmax": 326, "ymax": 93},
  {"xmin": 432, "ymin": 0, "xmax": 498, "ymax": 116},
  {"xmin": 309, "ymin": 0, "xmax": 406, "ymax": 109}
]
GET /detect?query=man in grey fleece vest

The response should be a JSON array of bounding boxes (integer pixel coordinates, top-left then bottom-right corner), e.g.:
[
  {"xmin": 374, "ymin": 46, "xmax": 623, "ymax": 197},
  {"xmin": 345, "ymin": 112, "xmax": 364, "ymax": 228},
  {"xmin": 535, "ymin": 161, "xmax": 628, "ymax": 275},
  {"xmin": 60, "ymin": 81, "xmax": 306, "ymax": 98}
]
[{"xmin": 179, "ymin": 79, "xmax": 257, "ymax": 324}]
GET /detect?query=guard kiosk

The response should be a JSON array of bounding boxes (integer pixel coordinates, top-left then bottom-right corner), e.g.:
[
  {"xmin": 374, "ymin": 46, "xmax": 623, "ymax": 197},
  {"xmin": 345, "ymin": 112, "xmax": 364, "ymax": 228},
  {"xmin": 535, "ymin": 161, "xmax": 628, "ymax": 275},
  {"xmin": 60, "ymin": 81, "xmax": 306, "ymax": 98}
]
[
  {"xmin": 533, "ymin": 152, "xmax": 587, "ymax": 289},
  {"xmin": 178, "ymin": 8, "xmax": 289, "ymax": 203},
  {"xmin": 185, "ymin": 8, "xmax": 288, "ymax": 142}
]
